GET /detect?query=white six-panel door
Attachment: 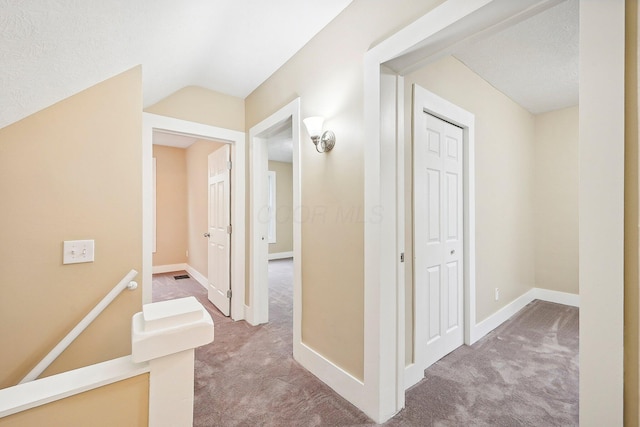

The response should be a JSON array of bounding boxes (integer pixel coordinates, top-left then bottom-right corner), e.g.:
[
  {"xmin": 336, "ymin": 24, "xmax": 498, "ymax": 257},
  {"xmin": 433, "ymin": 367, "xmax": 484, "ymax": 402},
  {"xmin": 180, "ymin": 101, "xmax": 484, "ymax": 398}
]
[
  {"xmin": 207, "ymin": 145, "xmax": 231, "ymax": 316},
  {"xmin": 414, "ymin": 87, "xmax": 464, "ymax": 370}
]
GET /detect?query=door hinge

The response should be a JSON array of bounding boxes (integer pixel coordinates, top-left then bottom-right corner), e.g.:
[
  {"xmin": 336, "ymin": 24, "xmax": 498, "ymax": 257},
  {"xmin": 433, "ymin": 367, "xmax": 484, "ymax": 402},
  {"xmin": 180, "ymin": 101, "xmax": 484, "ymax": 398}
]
[
  {"xmin": 227, "ymin": 225, "xmax": 232, "ymax": 234},
  {"xmin": 226, "ymin": 289, "xmax": 232, "ymax": 299},
  {"xmin": 227, "ymin": 161, "xmax": 232, "ymax": 170},
  {"xmin": 400, "ymin": 252, "xmax": 405, "ymax": 263}
]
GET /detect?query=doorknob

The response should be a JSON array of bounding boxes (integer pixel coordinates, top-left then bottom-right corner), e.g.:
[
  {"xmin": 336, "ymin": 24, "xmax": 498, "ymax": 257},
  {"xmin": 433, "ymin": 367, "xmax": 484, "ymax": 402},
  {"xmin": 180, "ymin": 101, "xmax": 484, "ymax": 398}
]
[
  {"xmin": 204, "ymin": 232, "xmax": 210, "ymax": 238},
  {"xmin": 450, "ymin": 249, "xmax": 455, "ymax": 255}
]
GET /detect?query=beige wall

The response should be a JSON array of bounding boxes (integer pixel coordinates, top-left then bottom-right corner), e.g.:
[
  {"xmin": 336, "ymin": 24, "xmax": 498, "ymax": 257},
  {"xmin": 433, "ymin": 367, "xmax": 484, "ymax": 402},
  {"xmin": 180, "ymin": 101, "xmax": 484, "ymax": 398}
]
[
  {"xmin": 0, "ymin": 68, "xmax": 143, "ymax": 388},
  {"xmin": 145, "ymin": 85, "xmax": 244, "ymax": 281},
  {"xmin": 0, "ymin": 375, "xmax": 149, "ymax": 427},
  {"xmin": 186, "ymin": 140, "xmax": 225, "ymax": 277},
  {"xmin": 145, "ymin": 86, "xmax": 245, "ymax": 132},
  {"xmin": 533, "ymin": 106, "xmax": 579, "ymax": 295},
  {"xmin": 153, "ymin": 145, "xmax": 188, "ymax": 266},
  {"xmin": 268, "ymin": 161, "xmax": 294, "ymax": 255},
  {"xmin": 152, "ymin": 139, "xmax": 225, "ymax": 278},
  {"xmin": 404, "ymin": 56, "xmax": 536, "ymax": 335},
  {"xmin": 246, "ymin": 0, "xmax": 446, "ymax": 380},
  {"xmin": 625, "ymin": 0, "xmax": 639, "ymax": 424}
]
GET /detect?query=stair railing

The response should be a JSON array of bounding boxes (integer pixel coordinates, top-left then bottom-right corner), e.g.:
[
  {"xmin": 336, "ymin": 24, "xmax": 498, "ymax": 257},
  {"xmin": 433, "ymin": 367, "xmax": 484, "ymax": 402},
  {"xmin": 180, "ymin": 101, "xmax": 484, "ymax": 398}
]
[{"xmin": 19, "ymin": 269, "xmax": 139, "ymax": 384}]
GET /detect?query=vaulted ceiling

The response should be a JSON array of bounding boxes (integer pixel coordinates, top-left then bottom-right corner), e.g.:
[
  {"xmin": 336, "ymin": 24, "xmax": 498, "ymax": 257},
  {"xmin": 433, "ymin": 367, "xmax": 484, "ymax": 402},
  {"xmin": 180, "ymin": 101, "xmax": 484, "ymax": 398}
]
[
  {"xmin": 0, "ymin": 0, "xmax": 352, "ymax": 130},
  {"xmin": 1, "ymin": 0, "xmax": 578, "ymax": 132}
]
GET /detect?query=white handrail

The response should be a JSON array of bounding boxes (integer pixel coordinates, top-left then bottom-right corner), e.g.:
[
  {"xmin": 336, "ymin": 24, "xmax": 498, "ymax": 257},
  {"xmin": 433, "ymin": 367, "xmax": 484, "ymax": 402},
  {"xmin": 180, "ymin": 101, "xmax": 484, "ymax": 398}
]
[{"xmin": 19, "ymin": 269, "xmax": 139, "ymax": 384}]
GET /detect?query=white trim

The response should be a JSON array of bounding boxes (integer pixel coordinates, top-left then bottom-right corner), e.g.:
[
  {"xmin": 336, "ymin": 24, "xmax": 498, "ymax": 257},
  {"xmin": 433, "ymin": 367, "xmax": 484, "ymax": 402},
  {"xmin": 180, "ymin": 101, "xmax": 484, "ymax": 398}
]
[
  {"xmin": 0, "ymin": 356, "xmax": 150, "ymax": 418},
  {"xmin": 153, "ymin": 263, "xmax": 208, "ymax": 294},
  {"xmin": 394, "ymin": 73, "xmax": 406, "ymax": 411},
  {"xmin": 152, "ymin": 157, "xmax": 157, "ymax": 254},
  {"xmin": 143, "ymin": 113, "xmax": 245, "ymax": 321},
  {"xmin": 532, "ymin": 288, "xmax": 580, "ymax": 307},
  {"xmin": 243, "ymin": 304, "xmax": 256, "ymax": 325},
  {"xmin": 268, "ymin": 251, "xmax": 293, "ymax": 260},
  {"xmin": 151, "ymin": 264, "xmax": 210, "ymax": 294},
  {"xmin": 405, "ymin": 287, "xmax": 580, "ymax": 390},
  {"xmin": 184, "ymin": 265, "xmax": 209, "ymax": 292},
  {"xmin": 411, "ymin": 84, "xmax": 476, "ymax": 376},
  {"xmin": 152, "ymin": 264, "xmax": 187, "ymax": 275},
  {"xmin": 248, "ymin": 99, "xmax": 301, "ymax": 335},
  {"xmin": 295, "ymin": 343, "xmax": 367, "ymax": 412},
  {"xmin": 472, "ymin": 289, "xmax": 537, "ymax": 342},
  {"xmin": 404, "ymin": 363, "xmax": 425, "ymax": 391},
  {"xmin": 473, "ymin": 288, "xmax": 580, "ymax": 342},
  {"xmin": 364, "ymin": 0, "xmax": 568, "ymax": 422},
  {"xmin": 267, "ymin": 171, "xmax": 277, "ymax": 243},
  {"xmin": 380, "ymin": 68, "xmax": 406, "ymax": 411}
]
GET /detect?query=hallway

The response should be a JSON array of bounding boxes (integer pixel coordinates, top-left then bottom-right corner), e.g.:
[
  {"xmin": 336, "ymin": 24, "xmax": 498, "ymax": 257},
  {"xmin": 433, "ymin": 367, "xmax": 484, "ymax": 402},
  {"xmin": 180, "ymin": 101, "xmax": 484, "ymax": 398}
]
[
  {"xmin": 152, "ymin": 259, "xmax": 372, "ymax": 426},
  {"xmin": 153, "ymin": 261, "xmax": 578, "ymax": 426}
]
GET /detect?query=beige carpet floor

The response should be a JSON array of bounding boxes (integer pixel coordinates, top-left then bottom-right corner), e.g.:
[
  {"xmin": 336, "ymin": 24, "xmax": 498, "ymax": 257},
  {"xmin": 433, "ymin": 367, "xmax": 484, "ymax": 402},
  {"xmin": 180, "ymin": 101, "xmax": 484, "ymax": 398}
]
[{"xmin": 153, "ymin": 260, "xmax": 578, "ymax": 426}]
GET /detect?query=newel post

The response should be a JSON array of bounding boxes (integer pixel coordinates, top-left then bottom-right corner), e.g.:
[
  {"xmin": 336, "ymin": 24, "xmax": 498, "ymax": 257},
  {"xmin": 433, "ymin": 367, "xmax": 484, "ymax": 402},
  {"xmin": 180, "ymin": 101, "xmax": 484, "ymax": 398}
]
[{"xmin": 132, "ymin": 296, "xmax": 214, "ymax": 427}]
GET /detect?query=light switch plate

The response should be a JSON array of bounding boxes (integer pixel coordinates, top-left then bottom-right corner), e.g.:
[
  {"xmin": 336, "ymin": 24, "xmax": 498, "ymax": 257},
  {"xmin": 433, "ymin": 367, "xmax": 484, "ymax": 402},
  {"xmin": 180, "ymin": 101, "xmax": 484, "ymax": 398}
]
[{"xmin": 63, "ymin": 240, "xmax": 95, "ymax": 264}]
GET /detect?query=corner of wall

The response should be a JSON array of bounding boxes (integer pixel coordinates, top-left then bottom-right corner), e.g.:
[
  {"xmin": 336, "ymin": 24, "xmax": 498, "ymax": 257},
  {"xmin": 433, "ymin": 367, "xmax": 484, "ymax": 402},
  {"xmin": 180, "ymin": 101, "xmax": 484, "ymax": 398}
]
[{"xmin": 624, "ymin": 0, "xmax": 640, "ymax": 424}]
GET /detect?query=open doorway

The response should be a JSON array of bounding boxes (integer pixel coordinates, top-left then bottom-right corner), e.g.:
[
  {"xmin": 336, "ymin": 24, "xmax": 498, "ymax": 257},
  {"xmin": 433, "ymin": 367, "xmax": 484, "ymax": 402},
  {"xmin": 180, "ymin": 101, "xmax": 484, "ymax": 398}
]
[
  {"xmin": 267, "ymin": 124, "xmax": 294, "ymax": 262},
  {"xmin": 247, "ymin": 98, "xmax": 302, "ymax": 352},
  {"xmin": 403, "ymin": 0, "xmax": 580, "ymax": 388},
  {"xmin": 142, "ymin": 114, "xmax": 246, "ymax": 319},
  {"xmin": 357, "ymin": 0, "xmax": 622, "ymax": 423},
  {"xmin": 151, "ymin": 133, "xmax": 231, "ymax": 314},
  {"xmin": 266, "ymin": 122, "xmax": 295, "ymax": 331}
]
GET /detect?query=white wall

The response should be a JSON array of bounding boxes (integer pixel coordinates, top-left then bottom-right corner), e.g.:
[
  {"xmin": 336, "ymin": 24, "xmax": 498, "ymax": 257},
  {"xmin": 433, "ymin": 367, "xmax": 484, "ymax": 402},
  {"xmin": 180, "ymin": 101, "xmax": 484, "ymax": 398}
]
[{"xmin": 579, "ymin": 1, "xmax": 625, "ymax": 424}]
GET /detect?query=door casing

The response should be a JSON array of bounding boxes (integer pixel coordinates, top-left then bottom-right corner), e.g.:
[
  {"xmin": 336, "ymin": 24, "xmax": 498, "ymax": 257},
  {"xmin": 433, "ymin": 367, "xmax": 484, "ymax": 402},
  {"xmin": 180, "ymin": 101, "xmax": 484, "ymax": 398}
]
[
  {"xmin": 362, "ymin": 0, "xmax": 601, "ymax": 423},
  {"xmin": 247, "ymin": 98, "xmax": 302, "ymax": 345},
  {"xmin": 142, "ymin": 113, "xmax": 246, "ymax": 320},
  {"xmin": 406, "ymin": 85, "xmax": 475, "ymax": 389}
]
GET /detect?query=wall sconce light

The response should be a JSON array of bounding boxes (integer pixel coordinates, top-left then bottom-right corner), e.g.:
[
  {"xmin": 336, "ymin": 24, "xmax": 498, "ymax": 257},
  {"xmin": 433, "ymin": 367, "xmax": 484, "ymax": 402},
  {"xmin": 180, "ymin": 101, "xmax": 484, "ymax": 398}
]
[{"xmin": 303, "ymin": 116, "xmax": 335, "ymax": 153}]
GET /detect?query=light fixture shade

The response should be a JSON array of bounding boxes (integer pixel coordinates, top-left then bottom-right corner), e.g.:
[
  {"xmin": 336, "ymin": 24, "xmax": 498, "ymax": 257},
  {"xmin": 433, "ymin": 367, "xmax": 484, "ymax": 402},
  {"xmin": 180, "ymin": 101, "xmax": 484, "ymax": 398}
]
[{"xmin": 303, "ymin": 116, "xmax": 324, "ymax": 138}]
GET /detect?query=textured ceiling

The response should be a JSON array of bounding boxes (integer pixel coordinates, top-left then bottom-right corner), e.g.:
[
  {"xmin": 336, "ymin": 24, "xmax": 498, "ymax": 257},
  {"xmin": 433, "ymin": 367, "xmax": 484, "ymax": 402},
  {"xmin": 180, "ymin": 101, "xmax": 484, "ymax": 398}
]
[
  {"xmin": 453, "ymin": 0, "xmax": 578, "ymax": 114},
  {"xmin": 267, "ymin": 125, "xmax": 293, "ymax": 163},
  {"xmin": 0, "ymin": 0, "xmax": 352, "ymax": 129}
]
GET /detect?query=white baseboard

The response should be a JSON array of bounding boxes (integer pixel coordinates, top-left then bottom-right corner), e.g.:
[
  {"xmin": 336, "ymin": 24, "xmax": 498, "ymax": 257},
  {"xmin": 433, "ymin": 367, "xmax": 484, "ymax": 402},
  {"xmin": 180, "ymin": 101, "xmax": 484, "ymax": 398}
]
[
  {"xmin": 293, "ymin": 341, "xmax": 368, "ymax": 418},
  {"xmin": 153, "ymin": 264, "xmax": 208, "ymax": 293},
  {"xmin": 152, "ymin": 264, "xmax": 187, "ymax": 274},
  {"xmin": 472, "ymin": 287, "xmax": 580, "ymax": 343},
  {"xmin": 184, "ymin": 265, "xmax": 208, "ymax": 292},
  {"xmin": 532, "ymin": 288, "xmax": 580, "ymax": 307},
  {"xmin": 244, "ymin": 304, "xmax": 257, "ymax": 326},
  {"xmin": 471, "ymin": 289, "xmax": 537, "ymax": 343},
  {"xmin": 268, "ymin": 251, "xmax": 293, "ymax": 260},
  {"xmin": 405, "ymin": 286, "xmax": 580, "ymax": 389},
  {"xmin": 404, "ymin": 363, "xmax": 425, "ymax": 390}
]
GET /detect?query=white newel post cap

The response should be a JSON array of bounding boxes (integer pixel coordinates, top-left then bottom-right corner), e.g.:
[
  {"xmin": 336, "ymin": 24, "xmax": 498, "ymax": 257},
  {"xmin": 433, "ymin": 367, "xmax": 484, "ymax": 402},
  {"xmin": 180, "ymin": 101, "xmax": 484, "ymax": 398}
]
[{"xmin": 131, "ymin": 296, "xmax": 214, "ymax": 363}]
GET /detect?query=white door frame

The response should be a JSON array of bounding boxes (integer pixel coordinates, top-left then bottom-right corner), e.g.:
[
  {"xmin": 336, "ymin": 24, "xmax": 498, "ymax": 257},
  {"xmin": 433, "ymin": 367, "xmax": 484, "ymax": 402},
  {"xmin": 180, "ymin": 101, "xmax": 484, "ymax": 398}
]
[
  {"xmin": 363, "ymin": 0, "xmax": 625, "ymax": 423},
  {"xmin": 404, "ymin": 86, "xmax": 475, "ymax": 389},
  {"xmin": 142, "ymin": 113, "xmax": 246, "ymax": 321},
  {"xmin": 247, "ymin": 98, "xmax": 302, "ymax": 348}
]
